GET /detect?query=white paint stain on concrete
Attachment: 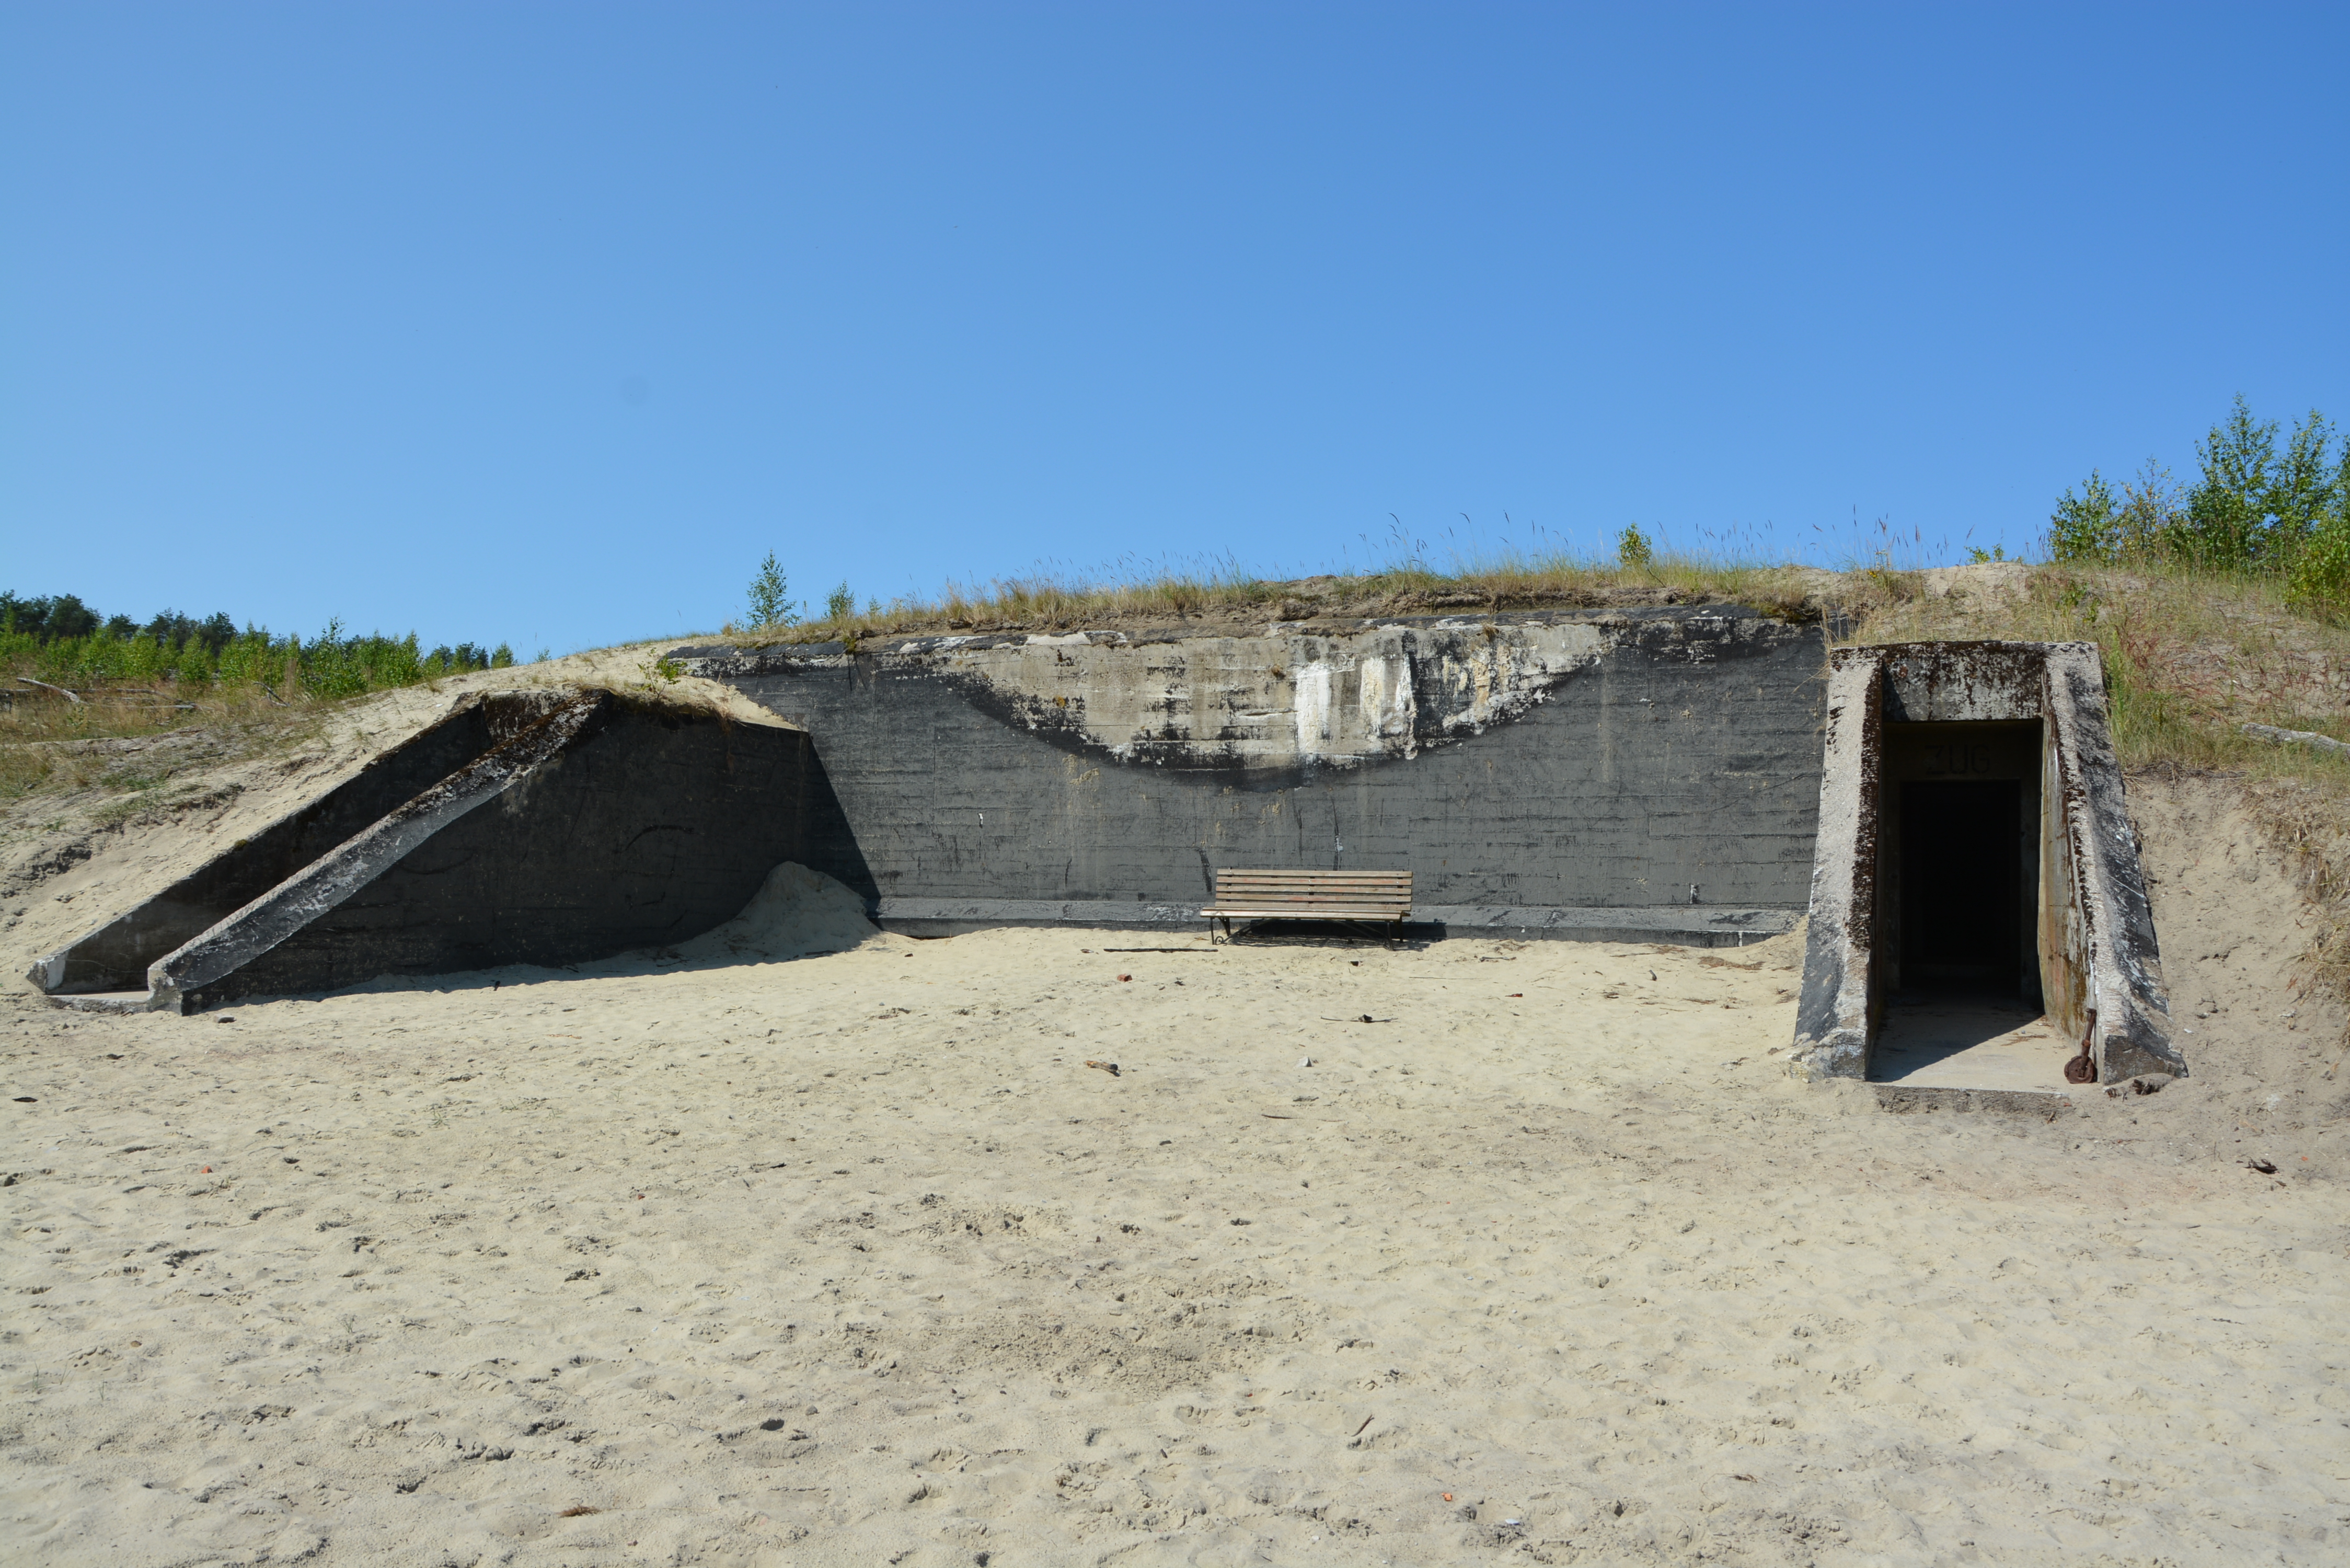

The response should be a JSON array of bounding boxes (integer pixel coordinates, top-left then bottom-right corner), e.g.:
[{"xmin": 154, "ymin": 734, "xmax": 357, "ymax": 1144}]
[
  {"xmin": 1357, "ymin": 654, "xmax": 1417, "ymax": 755},
  {"xmin": 1293, "ymin": 662, "xmax": 1334, "ymax": 752}
]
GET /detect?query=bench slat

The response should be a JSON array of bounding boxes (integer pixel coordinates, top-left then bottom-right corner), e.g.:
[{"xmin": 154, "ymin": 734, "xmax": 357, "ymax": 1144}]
[
  {"xmin": 1203, "ymin": 896, "xmax": 1411, "ymax": 905},
  {"xmin": 1203, "ymin": 893, "xmax": 1400, "ymax": 907},
  {"xmin": 1204, "ymin": 893, "xmax": 1411, "ymax": 902},
  {"xmin": 1208, "ymin": 890, "xmax": 1409, "ymax": 898},
  {"xmin": 1215, "ymin": 872, "xmax": 1408, "ymax": 880},
  {"xmin": 1211, "ymin": 869, "xmax": 1409, "ymax": 877},
  {"xmin": 1213, "ymin": 887, "xmax": 1408, "ymax": 893},
  {"xmin": 1203, "ymin": 909, "xmax": 1409, "ymax": 918},
  {"xmin": 1205, "ymin": 891, "xmax": 1411, "ymax": 900}
]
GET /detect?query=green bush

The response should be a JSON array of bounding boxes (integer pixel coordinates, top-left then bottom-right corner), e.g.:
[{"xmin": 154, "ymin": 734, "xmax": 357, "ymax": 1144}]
[
  {"xmin": 2287, "ymin": 446, "xmax": 2350, "ymax": 618},
  {"xmin": 2049, "ymin": 470, "xmax": 2121, "ymax": 561}
]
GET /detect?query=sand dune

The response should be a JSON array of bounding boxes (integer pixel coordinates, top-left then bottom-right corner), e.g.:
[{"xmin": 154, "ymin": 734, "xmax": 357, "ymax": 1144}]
[{"xmin": 5, "ymin": 775, "xmax": 2348, "ymax": 1565}]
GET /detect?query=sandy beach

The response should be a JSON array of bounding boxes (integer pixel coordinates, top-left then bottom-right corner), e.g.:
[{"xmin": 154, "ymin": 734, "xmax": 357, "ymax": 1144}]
[{"xmin": 4, "ymin": 774, "xmax": 2347, "ymax": 1566}]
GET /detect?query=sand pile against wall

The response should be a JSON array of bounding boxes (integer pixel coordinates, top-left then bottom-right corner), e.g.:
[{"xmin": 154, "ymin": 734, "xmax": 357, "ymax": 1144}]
[{"xmin": 667, "ymin": 860, "xmax": 879, "ymax": 962}]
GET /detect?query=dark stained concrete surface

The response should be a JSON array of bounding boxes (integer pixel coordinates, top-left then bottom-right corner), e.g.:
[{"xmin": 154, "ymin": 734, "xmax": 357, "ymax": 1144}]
[{"xmin": 675, "ymin": 608, "xmax": 1831, "ymax": 919}]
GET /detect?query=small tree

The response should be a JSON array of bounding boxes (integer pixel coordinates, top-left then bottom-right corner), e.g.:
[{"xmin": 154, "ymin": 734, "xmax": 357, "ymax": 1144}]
[
  {"xmin": 2286, "ymin": 444, "xmax": 2350, "ymax": 618},
  {"xmin": 2270, "ymin": 410, "xmax": 2340, "ymax": 550},
  {"xmin": 825, "ymin": 581, "xmax": 855, "ymax": 622},
  {"xmin": 2175, "ymin": 394, "xmax": 2279, "ymax": 568},
  {"xmin": 746, "ymin": 552, "xmax": 796, "ymax": 628},
  {"xmin": 1617, "ymin": 524, "xmax": 1654, "ymax": 571},
  {"xmin": 2113, "ymin": 459, "xmax": 2184, "ymax": 558},
  {"xmin": 45, "ymin": 594, "xmax": 99, "ymax": 641}
]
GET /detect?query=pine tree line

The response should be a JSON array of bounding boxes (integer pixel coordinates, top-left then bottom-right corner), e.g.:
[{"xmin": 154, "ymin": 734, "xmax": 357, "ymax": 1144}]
[{"xmin": 2, "ymin": 591, "xmax": 516, "ymax": 697}]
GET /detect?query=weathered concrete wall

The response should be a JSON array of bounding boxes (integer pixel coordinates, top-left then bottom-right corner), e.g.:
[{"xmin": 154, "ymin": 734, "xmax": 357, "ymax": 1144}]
[
  {"xmin": 673, "ymin": 608, "xmax": 1830, "ymax": 928},
  {"xmin": 152, "ymin": 692, "xmax": 611, "ymax": 1010},
  {"xmin": 2042, "ymin": 647, "xmax": 2181, "ymax": 1081}
]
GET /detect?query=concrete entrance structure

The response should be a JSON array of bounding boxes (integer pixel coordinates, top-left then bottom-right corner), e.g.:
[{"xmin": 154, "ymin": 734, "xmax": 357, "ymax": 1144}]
[{"xmin": 1789, "ymin": 641, "xmax": 2184, "ymax": 1087}]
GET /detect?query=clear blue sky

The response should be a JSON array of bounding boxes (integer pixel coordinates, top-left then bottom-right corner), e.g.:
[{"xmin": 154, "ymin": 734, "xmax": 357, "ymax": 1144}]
[{"xmin": 6, "ymin": 3, "xmax": 2345, "ymax": 655}]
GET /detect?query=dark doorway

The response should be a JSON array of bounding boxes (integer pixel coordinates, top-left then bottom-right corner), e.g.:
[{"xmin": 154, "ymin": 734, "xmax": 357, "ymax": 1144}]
[{"xmin": 1900, "ymin": 779, "xmax": 2021, "ymax": 992}]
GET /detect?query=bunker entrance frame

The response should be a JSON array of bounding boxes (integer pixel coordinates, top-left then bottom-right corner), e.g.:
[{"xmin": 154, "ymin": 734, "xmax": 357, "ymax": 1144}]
[{"xmin": 1789, "ymin": 641, "xmax": 2183, "ymax": 1086}]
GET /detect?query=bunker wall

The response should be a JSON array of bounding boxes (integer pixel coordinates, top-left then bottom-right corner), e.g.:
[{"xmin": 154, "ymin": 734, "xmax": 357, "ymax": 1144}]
[{"xmin": 676, "ymin": 609, "xmax": 1830, "ymax": 927}]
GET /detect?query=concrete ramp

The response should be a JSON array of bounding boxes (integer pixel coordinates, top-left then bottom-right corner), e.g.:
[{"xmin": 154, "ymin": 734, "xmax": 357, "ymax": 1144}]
[{"xmin": 27, "ymin": 687, "xmax": 863, "ymax": 1012}]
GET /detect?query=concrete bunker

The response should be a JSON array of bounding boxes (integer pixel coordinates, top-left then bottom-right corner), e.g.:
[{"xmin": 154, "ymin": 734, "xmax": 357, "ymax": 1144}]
[
  {"xmin": 1791, "ymin": 641, "xmax": 2184, "ymax": 1090},
  {"xmin": 28, "ymin": 613, "xmax": 2184, "ymax": 1100},
  {"xmin": 27, "ymin": 686, "xmax": 865, "ymax": 1013},
  {"xmin": 32, "ymin": 605, "xmax": 1840, "ymax": 1016}
]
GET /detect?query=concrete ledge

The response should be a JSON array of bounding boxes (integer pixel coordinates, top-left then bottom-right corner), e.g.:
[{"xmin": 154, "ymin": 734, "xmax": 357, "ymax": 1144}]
[
  {"xmin": 47, "ymin": 991, "xmax": 162, "ymax": 1016},
  {"xmin": 872, "ymin": 898, "xmax": 1799, "ymax": 944},
  {"xmin": 1873, "ymin": 1085, "xmax": 2077, "ymax": 1118},
  {"xmin": 2045, "ymin": 647, "xmax": 2185, "ymax": 1081}
]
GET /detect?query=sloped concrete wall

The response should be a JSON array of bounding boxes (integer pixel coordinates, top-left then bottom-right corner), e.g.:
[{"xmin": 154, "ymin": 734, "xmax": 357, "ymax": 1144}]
[
  {"xmin": 187, "ymin": 697, "xmax": 859, "ymax": 1007},
  {"xmin": 31, "ymin": 699, "xmax": 504, "ymax": 994},
  {"xmin": 674, "ymin": 608, "xmax": 1829, "ymax": 923}
]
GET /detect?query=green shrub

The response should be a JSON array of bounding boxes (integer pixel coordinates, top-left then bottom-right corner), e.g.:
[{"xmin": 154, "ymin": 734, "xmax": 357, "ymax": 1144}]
[
  {"xmin": 4, "ymin": 590, "xmax": 514, "ymax": 700},
  {"xmin": 2287, "ymin": 446, "xmax": 2350, "ymax": 618},
  {"xmin": 2049, "ymin": 469, "xmax": 2121, "ymax": 560}
]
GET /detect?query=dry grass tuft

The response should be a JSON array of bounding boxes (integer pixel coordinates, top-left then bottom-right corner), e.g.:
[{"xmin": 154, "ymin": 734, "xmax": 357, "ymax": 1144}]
[{"xmin": 2247, "ymin": 783, "xmax": 2350, "ymax": 1022}]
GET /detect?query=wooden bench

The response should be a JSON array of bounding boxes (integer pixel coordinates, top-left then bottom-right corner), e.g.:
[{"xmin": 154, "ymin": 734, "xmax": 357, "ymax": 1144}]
[{"xmin": 1201, "ymin": 869, "xmax": 1413, "ymax": 940}]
